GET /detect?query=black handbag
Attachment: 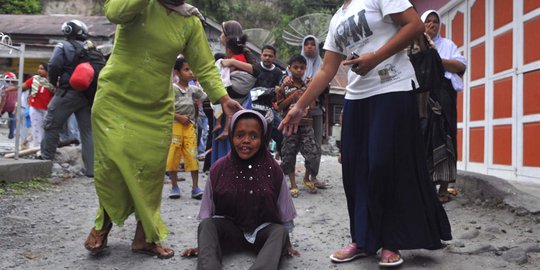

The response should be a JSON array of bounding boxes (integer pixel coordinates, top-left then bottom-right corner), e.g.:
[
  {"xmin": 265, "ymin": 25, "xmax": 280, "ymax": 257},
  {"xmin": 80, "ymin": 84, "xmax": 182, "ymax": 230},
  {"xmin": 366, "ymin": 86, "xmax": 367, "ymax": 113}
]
[{"xmin": 409, "ymin": 34, "xmax": 446, "ymax": 93}]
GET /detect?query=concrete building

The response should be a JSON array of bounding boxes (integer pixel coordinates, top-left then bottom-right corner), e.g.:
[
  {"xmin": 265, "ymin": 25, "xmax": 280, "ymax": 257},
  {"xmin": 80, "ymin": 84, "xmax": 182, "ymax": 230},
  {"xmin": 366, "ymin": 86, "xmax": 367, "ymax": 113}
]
[
  {"xmin": 0, "ymin": 14, "xmax": 261, "ymax": 74},
  {"xmin": 412, "ymin": 0, "xmax": 540, "ymax": 185}
]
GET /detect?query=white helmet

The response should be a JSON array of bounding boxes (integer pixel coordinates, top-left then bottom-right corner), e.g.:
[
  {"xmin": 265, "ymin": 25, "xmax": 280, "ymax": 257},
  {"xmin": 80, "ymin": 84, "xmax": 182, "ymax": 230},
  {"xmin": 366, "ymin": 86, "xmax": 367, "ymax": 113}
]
[{"xmin": 61, "ymin": 19, "xmax": 88, "ymax": 40}]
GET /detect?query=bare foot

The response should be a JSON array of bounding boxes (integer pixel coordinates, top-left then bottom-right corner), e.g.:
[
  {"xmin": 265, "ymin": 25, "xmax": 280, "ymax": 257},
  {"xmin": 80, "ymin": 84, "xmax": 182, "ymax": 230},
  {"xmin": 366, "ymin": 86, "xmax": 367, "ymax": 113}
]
[{"xmin": 132, "ymin": 242, "xmax": 175, "ymax": 259}]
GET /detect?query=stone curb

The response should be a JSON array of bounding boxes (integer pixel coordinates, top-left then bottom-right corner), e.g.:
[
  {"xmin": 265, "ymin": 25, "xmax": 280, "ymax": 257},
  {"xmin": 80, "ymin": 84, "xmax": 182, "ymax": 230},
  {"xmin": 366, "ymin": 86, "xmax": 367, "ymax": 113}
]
[{"xmin": 456, "ymin": 170, "xmax": 540, "ymax": 215}]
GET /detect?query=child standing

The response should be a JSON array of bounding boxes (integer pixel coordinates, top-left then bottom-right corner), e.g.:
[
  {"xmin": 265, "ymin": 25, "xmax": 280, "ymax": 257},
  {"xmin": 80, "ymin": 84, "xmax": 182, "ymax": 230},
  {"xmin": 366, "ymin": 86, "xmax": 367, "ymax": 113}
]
[
  {"xmin": 167, "ymin": 57, "xmax": 207, "ymax": 199},
  {"xmin": 4, "ymin": 63, "xmax": 55, "ymax": 147},
  {"xmin": 276, "ymin": 55, "xmax": 321, "ymax": 198}
]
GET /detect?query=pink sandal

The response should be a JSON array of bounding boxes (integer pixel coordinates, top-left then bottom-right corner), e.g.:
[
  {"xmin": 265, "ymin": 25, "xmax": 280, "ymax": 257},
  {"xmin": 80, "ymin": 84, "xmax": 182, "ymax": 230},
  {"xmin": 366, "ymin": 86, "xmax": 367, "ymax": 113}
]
[
  {"xmin": 379, "ymin": 249, "xmax": 403, "ymax": 267},
  {"xmin": 329, "ymin": 243, "xmax": 366, "ymax": 263}
]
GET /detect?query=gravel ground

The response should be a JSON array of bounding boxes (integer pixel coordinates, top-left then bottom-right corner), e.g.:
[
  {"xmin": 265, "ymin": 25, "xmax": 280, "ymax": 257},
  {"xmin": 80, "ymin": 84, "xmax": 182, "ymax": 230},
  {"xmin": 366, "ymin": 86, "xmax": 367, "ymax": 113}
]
[{"xmin": 1, "ymin": 155, "xmax": 540, "ymax": 269}]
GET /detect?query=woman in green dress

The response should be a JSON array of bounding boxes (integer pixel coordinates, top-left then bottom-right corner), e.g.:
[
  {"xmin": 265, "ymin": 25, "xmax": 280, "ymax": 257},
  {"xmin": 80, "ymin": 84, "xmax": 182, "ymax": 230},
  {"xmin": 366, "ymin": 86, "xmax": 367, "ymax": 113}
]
[{"xmin": 83, "ymin": 0, "xmax": 241, "ymax": 259}]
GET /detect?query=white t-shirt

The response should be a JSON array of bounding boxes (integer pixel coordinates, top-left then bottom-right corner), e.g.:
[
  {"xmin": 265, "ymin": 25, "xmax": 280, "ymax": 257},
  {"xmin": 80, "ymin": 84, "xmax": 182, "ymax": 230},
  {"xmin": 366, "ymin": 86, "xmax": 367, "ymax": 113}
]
[{"xmin": 324, "ymin": 0, "xmax": 417, "ymax": 100}]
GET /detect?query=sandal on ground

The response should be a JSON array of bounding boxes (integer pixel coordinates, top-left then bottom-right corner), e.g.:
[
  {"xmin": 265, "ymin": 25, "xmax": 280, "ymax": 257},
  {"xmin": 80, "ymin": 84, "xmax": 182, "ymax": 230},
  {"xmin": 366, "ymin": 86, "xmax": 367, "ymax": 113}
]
[
  {"xmin": 379, "ymin": 249, "xmax": 403, "ymax": 267},
  {"xmin": 329, "ymin": 243, "xmax": 366, "ymax": 263},
  {"xmin": 132, "ymin": 243, "xmax": 175, "ymax": 259},
  {"xmin": 290, "ymin": 188, "xmax": 299, "ymax": 198},
  {"xmin": 438, "ymin": 193, "xmax": 450, "ymax": 204},
  {"xmin": 303, "ymin": 179, "xmax": 317, "ymax": 194},
  {"xmin": 313, "ymin": 180, "xmax": 330, "ymax": 189},
  {"xmin": 84, "ymin": 222, "xmax": 113, "ymax": 253}
]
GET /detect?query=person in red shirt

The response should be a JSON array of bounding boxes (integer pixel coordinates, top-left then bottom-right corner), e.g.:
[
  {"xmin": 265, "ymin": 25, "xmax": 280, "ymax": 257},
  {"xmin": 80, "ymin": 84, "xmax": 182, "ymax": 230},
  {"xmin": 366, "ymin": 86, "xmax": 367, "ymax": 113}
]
[{"xmin": 4, "ymin": 63, "xmax": 54, "ymax": 147}]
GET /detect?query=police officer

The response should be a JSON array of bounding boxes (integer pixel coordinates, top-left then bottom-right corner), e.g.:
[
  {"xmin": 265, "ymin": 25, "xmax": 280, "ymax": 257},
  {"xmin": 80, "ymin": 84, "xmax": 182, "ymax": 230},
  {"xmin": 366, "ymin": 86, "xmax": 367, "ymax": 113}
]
[{"xmin": 42, "ymin": 19, "xmax": 94, "ymax": 177}]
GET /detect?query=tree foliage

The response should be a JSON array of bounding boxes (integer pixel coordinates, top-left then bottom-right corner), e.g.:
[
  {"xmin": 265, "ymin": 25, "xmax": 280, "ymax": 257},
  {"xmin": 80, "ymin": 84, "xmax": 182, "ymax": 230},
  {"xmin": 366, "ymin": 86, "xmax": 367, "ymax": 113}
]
[
  {"xmin": 188, "ymin": 0, "xmax": 341, "ymax": 61},
  {"xmin": 0, "ymin": 0, "xmax": 42, "ymax": 14}
]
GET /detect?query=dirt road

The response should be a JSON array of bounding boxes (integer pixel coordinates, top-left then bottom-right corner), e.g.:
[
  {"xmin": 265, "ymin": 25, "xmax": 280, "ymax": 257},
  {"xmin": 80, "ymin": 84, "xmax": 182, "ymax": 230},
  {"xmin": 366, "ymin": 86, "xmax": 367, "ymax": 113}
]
[{"xmin": 1, "ymin": 155, "xmax": 539, "ymax": 269}]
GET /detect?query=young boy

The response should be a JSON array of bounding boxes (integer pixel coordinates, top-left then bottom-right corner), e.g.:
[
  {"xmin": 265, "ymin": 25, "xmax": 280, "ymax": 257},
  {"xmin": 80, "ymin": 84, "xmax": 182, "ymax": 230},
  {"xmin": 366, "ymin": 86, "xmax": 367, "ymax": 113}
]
[
  {"xmin": 275, "ymin": 55, "xmax": 321, "ymax": 198},
  {"xmin": 167, "ymin": 57, "xmax": 207, "ymax": 199}
]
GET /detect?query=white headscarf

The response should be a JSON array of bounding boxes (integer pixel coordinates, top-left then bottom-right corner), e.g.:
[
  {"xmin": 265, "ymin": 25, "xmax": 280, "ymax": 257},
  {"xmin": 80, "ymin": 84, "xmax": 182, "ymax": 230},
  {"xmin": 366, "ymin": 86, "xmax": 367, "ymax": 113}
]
[
  {"xmin": 300, "ymin": 35, "xmax": 322, "ymax": 81},
  {"xmin": 421, "ymin": 10, "xmax": 467, "ymax": 91}
]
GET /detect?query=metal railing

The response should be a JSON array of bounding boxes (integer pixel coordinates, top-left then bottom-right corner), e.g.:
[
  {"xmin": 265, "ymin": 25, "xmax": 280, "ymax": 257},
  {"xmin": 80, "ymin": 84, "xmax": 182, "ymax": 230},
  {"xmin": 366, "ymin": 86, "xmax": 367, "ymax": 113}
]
[{"xmin": 0, "ymin": 32, "xmax": 25, "ymax": 159}]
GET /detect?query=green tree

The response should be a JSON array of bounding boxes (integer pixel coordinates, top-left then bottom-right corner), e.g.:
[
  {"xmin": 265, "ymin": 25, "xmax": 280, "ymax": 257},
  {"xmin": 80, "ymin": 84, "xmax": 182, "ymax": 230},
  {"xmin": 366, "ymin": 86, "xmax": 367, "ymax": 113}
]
[{"xmin": 0, "ymin": 0, "xmax": 42, "ymax": 14}]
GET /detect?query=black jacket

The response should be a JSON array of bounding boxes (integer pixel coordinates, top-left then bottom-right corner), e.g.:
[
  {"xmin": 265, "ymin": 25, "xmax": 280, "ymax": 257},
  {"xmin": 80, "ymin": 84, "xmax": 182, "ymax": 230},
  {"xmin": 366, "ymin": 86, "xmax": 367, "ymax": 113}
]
[{"xmin": 47, "ymin": 39, "xmax": 84, "ymax": 90}]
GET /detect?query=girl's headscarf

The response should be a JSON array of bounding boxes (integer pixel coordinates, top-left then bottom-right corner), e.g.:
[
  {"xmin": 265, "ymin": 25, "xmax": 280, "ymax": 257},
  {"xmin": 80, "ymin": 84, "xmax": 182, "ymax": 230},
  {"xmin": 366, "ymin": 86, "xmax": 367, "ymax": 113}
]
[
  {"xmin": 207, "ymin": 110, "xmax": 284, "ymax": 232},
  {"xmin": 228, "ymin": 109, "xmax": 270, "ymax": 163},
  {"xmin": 300, "ymin": 35, "xmax": 322, "ymax": 81}
]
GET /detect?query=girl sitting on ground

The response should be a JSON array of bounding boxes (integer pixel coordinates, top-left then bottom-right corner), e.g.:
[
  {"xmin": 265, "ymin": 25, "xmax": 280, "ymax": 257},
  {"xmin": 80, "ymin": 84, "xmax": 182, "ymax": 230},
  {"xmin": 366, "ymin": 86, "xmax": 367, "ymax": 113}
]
[{"xmin": 181, "ymin": 109, "xmax": 299, "ymax": 269}]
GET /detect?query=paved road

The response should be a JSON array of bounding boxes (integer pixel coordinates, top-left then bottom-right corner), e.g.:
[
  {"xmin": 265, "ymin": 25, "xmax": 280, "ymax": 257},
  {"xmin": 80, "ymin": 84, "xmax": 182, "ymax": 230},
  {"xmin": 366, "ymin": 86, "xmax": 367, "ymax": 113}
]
[{"xmin": 1, "ymin": 155, "xmax": 539, "ymax": 269}]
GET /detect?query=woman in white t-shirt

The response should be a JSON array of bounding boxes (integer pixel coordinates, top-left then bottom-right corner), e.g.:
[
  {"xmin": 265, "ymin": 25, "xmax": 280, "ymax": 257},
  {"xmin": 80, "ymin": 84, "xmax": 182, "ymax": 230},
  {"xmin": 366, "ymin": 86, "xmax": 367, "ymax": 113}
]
[{"xmin": 279, "ymin": 0, "xmax": 452, "ymax": 267}]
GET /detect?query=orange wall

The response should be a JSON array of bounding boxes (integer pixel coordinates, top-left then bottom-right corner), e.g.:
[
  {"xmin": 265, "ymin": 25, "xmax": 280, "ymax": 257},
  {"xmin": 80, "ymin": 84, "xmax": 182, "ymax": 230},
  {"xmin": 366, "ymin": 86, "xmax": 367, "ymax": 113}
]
[
  {"xmin": 493, "ymin": 125, "xmax": 512, "ymax": 165},
  {"xmin": 470, "ymin": 127, "xmax": 484, "ymax": 162},
  {"xmin": 471, "ymin": 43, "xmax": 485, "ymax": 80},
  {"xmin": 470, "ymin": 85, "xmax": 485, "ymax": 121},
  {"xmin": 494, "ymin": 30, "xmax": 513, "ymax": 73},
  {"xmin": 523, "ymin": 122, "xmax": 540, "ymax": 167},
  {"xmin": 523, "ymin": 70, "xmax": 540, "ymax": 115},
  {"xmin": 457, "ymin": 91, "xmax": 464, "ymax": 122},
  {"xmin": 457, "ymin": 128, "xmax": 463, "ymax": 161},
  {"xmin": 452, "ymin": 12, "xmax": 464, "ymax": 47},
  {"xmin": 524, "ymin": 16, "xmax": 540, "ymax": 64},
  {"xmin": 471, "ymin": 0, "xmax": 485, "ymax": 40},
  {"xmin": 494, "ymin": 0, "xmax": 513, "ymax": 29},
  {"xmin": 493, "ymin": 77, "xmax": 513, "ymax": 119},
  {"xmin": 524, "ymin": 0, "xmax": 540, "ymax": 14}
]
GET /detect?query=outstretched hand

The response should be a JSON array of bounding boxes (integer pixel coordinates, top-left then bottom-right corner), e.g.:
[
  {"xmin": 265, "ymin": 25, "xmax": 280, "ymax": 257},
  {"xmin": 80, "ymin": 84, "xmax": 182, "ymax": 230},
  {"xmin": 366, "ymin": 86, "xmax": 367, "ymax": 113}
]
[
  {"xmin": 219, "ymin": 95, "xmax": 243, "ymax": 124},
  {"xmin": 278, "ymin": 106, "xmax": 305, "ymax": 136},
  {"xmin": 287, "ymin": 246, "xmax": 300, "ymax": 257}
]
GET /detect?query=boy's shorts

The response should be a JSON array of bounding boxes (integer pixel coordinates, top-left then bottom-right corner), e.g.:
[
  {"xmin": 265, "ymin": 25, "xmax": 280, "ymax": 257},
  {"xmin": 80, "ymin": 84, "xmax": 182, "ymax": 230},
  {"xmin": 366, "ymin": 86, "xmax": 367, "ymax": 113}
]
[{"xmin": 166, "ymin": 121, "xmax": 198, "ymax": 172}]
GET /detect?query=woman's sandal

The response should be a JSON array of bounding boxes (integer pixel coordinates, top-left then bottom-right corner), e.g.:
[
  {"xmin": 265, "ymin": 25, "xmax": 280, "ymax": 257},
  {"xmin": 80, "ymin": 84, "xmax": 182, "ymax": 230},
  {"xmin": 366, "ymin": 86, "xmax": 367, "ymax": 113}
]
[
  {"xmin": 290, "ymin": 188, "xmax": 299, "ymax": 198},
  {"xmin": 132, "ymin": 243, "xmax": 175, "ymax": 259},
  {"xmin": 303, "ymin": 179, "xmax": 317, "ymax": 194},
  {"xmin": 438, "ymin": 193, "xmax": 450, "ymax": 204},
  {"xmin": 84, "ymin": 222, "xmax": 113, "ymax": 253},
  {"xmin": 379, "ymin": 249, "xmax": 403, "ymax": 267},
  {"xmin": 329, "ymin": 243, "xmax": 366, "ymax": 263}
]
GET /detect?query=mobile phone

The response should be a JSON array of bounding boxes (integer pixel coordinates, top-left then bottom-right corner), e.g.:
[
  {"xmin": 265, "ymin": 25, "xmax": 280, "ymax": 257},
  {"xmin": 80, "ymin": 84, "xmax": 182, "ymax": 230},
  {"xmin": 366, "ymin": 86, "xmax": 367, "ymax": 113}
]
[{"xmin": 350, "ymin": 52, "xmax": 360, "ymax": 70}]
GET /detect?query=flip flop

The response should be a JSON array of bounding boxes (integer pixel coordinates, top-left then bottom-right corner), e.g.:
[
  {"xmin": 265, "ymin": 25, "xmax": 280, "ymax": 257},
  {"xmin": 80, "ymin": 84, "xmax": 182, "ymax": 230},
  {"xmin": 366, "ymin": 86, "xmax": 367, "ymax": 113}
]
[
  {"xmin": 290, "ymin": 188, "xmax": 299, "ymax": 198},
  {"xmin": 84, "ymin": 222, "xmax": 112, "ymax": 254},
  {"xmin": 132, "ymin": 243, "xmax": 175, "ymax": 259},
  {"xmin": 303, "ymin": 179, "xmax": 317, "ymax": 194},
  {"xmin": 379, "ymin": 250, "xmax": 403, "ymax": 267},
  {"xmin": 329, "ymin": 243, "xmax": 366, "ymax": 263}
]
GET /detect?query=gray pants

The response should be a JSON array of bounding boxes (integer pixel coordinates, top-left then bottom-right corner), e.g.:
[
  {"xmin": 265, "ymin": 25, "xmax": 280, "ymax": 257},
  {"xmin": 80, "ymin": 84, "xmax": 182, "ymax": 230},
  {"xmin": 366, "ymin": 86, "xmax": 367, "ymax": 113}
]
[
  {"xmin": 280, "ymin": 125, "xmax": 321, "ymax": 176},
  {"xmin": 41, "ymin": 89, "xmax": 94, "ymax": 176},
  {"xmin": 197, "ymin": 218, "xmax": 289, "ymax": 270},
  {"xmin": 310, "ymin": 106, "xmax": 323, "ymax": 146}
]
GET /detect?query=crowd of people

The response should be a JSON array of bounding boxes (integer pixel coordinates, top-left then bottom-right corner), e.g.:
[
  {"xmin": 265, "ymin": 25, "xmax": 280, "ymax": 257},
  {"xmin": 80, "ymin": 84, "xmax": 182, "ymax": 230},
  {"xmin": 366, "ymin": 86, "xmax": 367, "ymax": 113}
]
[{"xmin": 0, "ymin": 0, "xmax": 468, "ymax": 268}]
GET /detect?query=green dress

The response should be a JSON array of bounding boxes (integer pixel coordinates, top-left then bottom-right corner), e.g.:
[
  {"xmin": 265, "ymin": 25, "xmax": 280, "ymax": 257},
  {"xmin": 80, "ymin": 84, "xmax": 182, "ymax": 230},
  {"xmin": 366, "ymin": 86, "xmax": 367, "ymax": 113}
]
[{"xmin": 92, "ymin": 0, "xmax": 227, "ymax": 243}]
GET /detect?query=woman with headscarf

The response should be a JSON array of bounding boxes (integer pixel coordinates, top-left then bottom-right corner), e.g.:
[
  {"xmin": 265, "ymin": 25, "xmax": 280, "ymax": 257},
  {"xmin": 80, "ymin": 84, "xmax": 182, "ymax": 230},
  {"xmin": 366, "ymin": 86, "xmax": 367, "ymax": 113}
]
[
  {"xmin": 421, "ymin": 10, "xmax": 467, "ymax": 203},
  {"xmin": 210, "ymin": 20, "xmax": 259, "ymax": 163},
  {"xmin": 300, "ymin": 35, "xmax": 327, "ymax": 188},
  {"xmin": 84, "ymin": 0, "xmax": 241, "ymax": 259},
  {"xmin": 183, "ymin": 109, "xmax": 298, "ymax": 269}
]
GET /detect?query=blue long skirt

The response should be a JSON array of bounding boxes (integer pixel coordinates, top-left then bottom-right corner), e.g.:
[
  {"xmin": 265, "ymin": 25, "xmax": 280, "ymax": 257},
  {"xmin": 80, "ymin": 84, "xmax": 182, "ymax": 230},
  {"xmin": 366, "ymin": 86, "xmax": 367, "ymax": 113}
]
[{"xmin": 341, "ymin": 91, "xmax": 452, "ymax": 254}]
